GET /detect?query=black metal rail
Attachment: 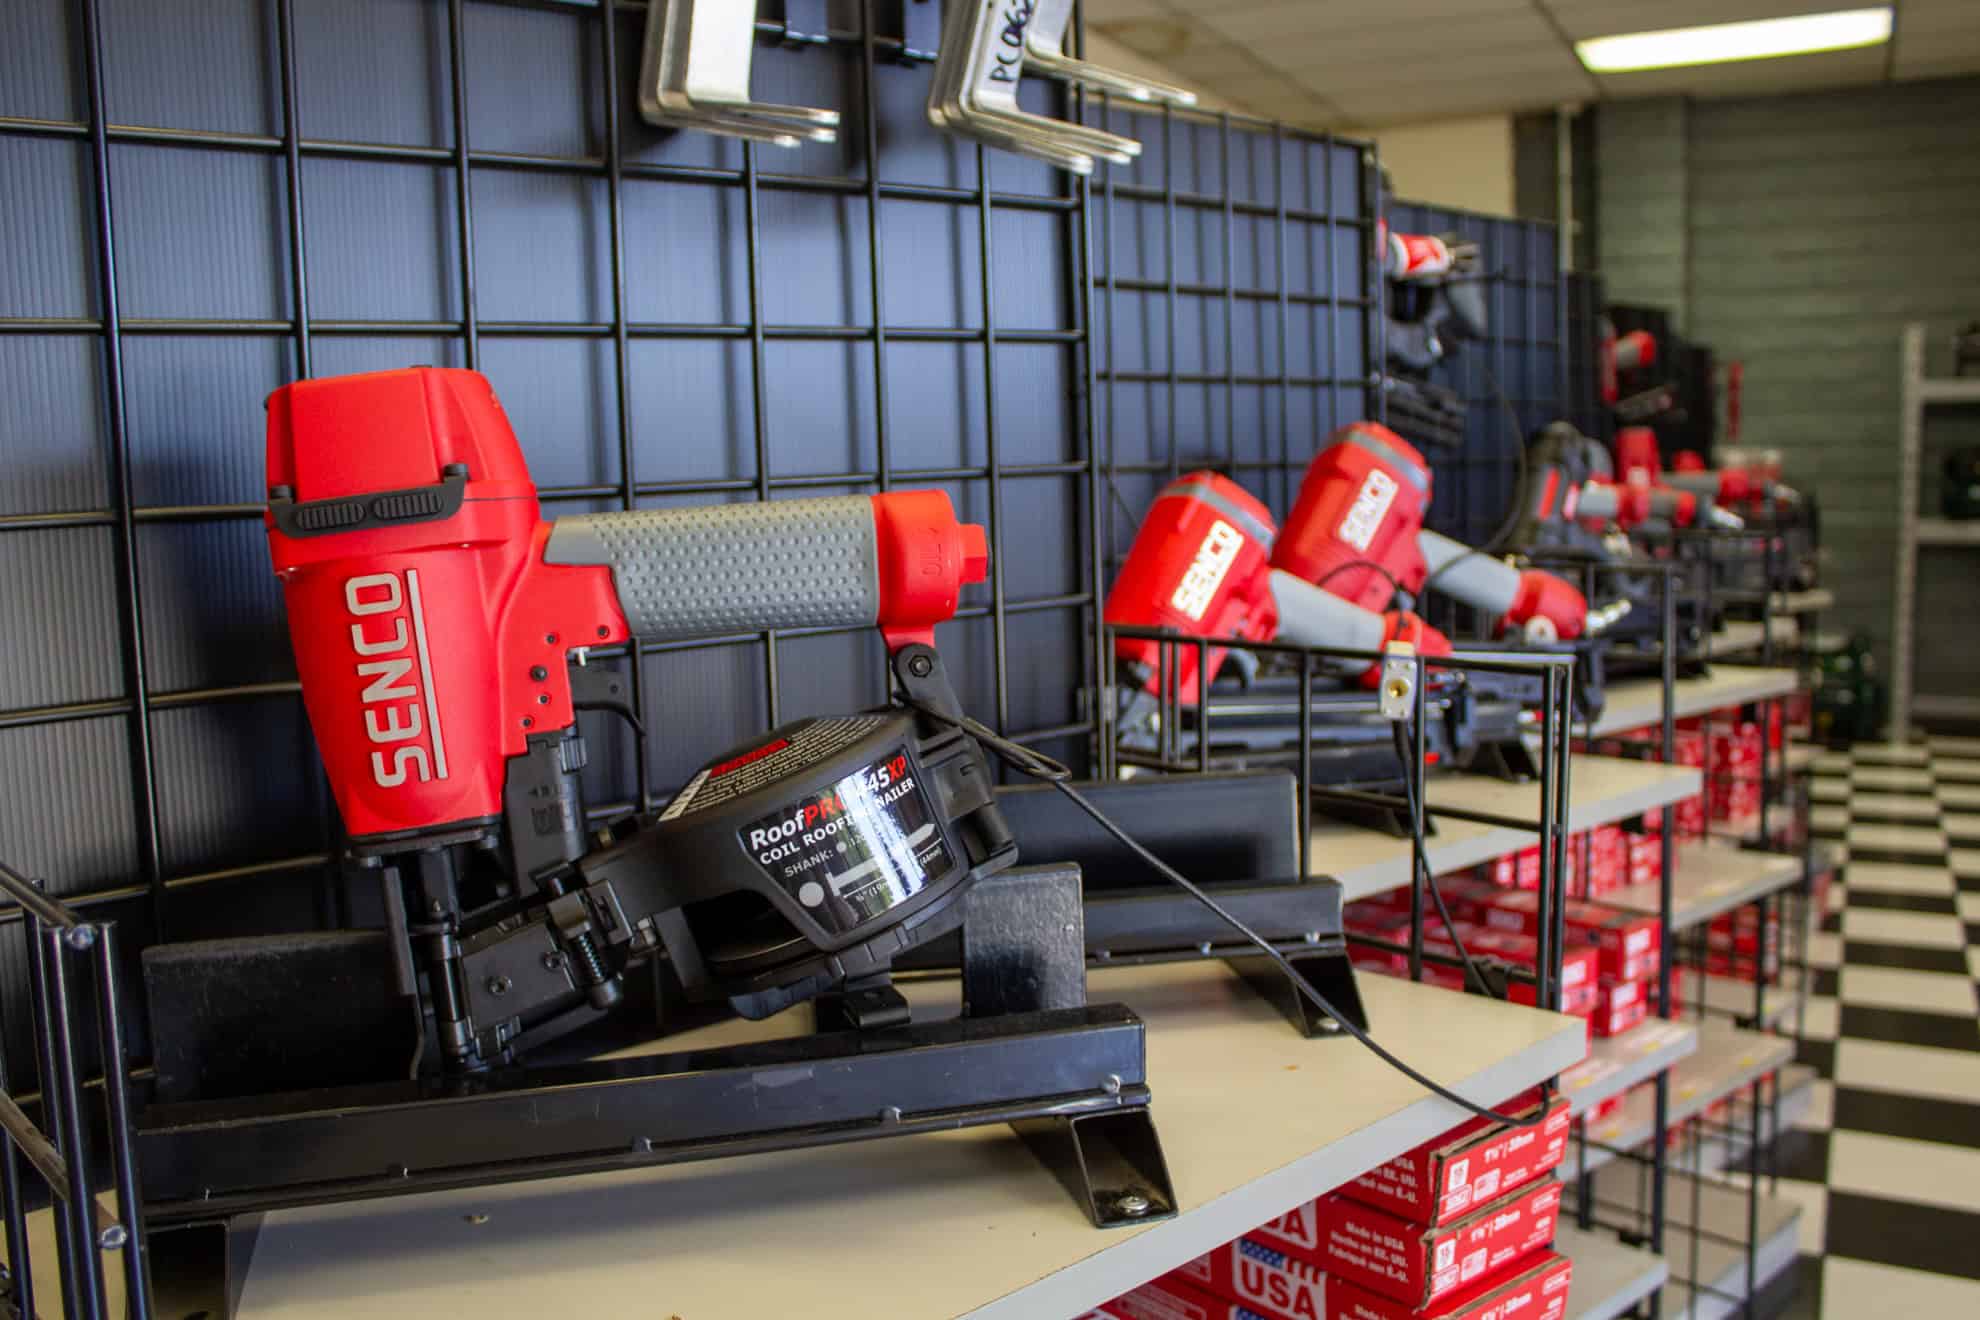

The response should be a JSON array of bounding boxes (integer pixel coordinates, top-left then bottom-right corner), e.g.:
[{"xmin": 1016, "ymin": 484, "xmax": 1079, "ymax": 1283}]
[{"xmin": 0, "ymin": 860, "xmax": 150, "ymax": 1319}]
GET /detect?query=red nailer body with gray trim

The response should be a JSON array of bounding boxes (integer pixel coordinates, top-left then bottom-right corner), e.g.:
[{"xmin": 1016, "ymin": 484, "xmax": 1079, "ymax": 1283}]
[
  {"xmin": 265, "ymin": 367, "xmax": 987, "ymax": 848},
  {"xmin": 1274, "ymin": 422, "xmax": 1599, "ymax": 644},
  {"xmin": 1102, "ymin": 469, "xmax": 1448, "ymax": 708}
]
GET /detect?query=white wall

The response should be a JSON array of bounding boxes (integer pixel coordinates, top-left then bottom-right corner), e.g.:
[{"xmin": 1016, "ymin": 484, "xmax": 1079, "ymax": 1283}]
[{"xmin": 1364, "ymin": 116, "xmax": 1517, "ymax": 216}]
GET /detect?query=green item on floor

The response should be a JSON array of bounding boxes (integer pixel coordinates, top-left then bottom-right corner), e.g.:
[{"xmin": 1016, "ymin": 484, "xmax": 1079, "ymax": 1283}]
[{"xmin": 1814, "ymin": 632, "xmax": 1885, "ymax": 745}]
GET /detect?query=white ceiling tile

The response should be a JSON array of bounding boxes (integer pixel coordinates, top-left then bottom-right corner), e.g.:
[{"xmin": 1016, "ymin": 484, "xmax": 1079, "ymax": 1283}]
[
  {"xmin": 1226, "ymin": 16, "xmax": 1569, "ymax": 68},
  {"xmin": 1896, "ymin": 8, "xmax": 1980, "ymax": 40},
  {"xmin": 1199, "ymin": 0, "xmax": 1535, "ymax": 44},
  {"xmin": 1160, "ymin": 38, "xmax": 1269, "ymax": 79},
  {"xmin": 1291, "ymin": 45, "xmax": 1588, "ymax": 97},
  {"xmin": 1080, "ymin": 0, "xmax": 1178, "ymax": 20},
  {"xmin": 1074, "ymin": 0, "xmax": 1949, "ymax": 128},
  {"xmin": 1595, "ymin": 43, "xmax": 1890, "ymax": 97},
  {"xmin": 1335, "ymin": 77, "xmax": 1602, "ymax": 127},
  {"xmin": 1891, "ymin": 54, "xmax": 1980, "ymax": 81},
  {"xmin": 1543, "ymin": 0, "xmax": 1864, "ymax": 41}
]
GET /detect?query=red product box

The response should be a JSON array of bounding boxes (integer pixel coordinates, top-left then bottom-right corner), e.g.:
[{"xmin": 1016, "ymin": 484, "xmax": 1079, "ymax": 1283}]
[
  {"xmin": 1331, "ymin": 1094, "xmax": 1571, "ymax": 1225},
  {"xmin": 1585, "ymin": 1091, "xmax": 1625, "ymax": 1124},
  {"xmin": 1327, "ymin": 1251, "xmax": 1573, "ymax": 1320},
  {"xmin": 1475, "ymin": 893, "xmax": 1661, "ymax": 983},
  {"xmin": 1109, "ymin": 1274, "xmax": 1277, "ymax": 1320},
  {"xmin": 1451, "ymin": 926, "xmax": 1600, "ymax": 1017},
  {"xmin": 1626, "ymin": 833, "xmax": 1661, "ymax": 888},
  {"xmin": 1518, "ymin": 847, "xmax": 1542, "ymax": 891},
  {"xmin": 1171, "ymin": 1240, "xmax": 1327, "ymax": 1320},
  {"xmin": 1315, "ymin": 1179, "xmax": 1562, "ymax": 1308},
  {"xmin": 1591, "ymin": 977, "xmax": 1646, "ymax": 1038}
]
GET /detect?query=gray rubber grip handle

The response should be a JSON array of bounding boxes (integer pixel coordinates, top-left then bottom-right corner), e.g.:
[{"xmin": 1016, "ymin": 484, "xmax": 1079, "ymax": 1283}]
[
  {"xmin": 1267, "ymin": 569, "xmax": 1388, "ymax": 656},
  {"xmin": 543, "ymin": 496, "xmax": 880, "ymax": 641},
  {"xmin": 1575, "ymin": 483, "xmax": 1620, "ymax": 520},
  {"xmin": 1663, "ymin": 472, "xmax": 1720, "ymax": 500},
  {"xmin": 1418, "ymin": 530, "xmax": 1519, "ymax": 617}
]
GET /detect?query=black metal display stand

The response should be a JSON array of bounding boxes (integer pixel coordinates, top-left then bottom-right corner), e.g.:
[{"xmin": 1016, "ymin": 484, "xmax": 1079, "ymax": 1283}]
[
  {"xmin": 1101, "ymin": 628, "xmax": 1579, "ymax": 1012},
  {"xmin": 0, "ymin": 863, "xmax": 1183, "ymax": 1320}
]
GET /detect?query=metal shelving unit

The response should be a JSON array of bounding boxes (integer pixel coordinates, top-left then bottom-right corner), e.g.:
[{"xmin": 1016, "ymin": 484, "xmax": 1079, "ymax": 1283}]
[{"xmin": 1893, "ymin": 322, "xmax": 1980, "ymax": 733}]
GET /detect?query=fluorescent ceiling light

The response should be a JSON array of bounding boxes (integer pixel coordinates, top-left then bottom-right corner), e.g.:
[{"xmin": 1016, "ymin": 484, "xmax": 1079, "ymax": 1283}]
[{"xmin": 1575, "ymin": 7, "xmax": 1892, "ymax": 74}]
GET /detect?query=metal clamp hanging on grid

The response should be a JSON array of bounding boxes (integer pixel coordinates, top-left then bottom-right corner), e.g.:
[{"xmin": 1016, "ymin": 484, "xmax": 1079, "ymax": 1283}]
[
  {"xmin": 638, "ymin": 0, "xmax": 840, "ymax": 147},
  {"xmin": 929, "ymin": 0, "xmax": 1150, "ymax": 173},
  {"xmin": 1023, "ymin": 0, "xmax": 1198, "ymax": 107}
]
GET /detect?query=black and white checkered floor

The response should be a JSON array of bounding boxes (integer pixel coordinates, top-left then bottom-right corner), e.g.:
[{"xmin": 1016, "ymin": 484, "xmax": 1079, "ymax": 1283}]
[{"xmin": 1761, "ymin": 736, "xmax": 1980, "ymax": 1317}]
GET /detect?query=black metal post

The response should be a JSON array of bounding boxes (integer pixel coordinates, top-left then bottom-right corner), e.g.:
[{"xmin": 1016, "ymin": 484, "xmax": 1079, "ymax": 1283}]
[
  {"xmin": 92, "ymin": 924, "xmax": 152, "ymax": 1319},
  {"xmin": 44, "ymin": 927, "xmax": 108, "ymax": 1318}
]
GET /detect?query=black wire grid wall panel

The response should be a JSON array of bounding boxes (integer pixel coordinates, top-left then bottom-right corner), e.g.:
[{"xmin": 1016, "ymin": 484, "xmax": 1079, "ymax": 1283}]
[
  {"xmin": 0, "ymin": 0, "xmax": 1146, "ymax": 1084},
  {"xmin": 1387, "ymin": 201, "xmax": 1565, "ymax": 549},
  {"xmin": 1564, "ymin": 270, "xmax": 1612, "ymax": 445},
  {"xmin": 1085, "ymin": 102, "xmax": 1375, "ymax": 547}
]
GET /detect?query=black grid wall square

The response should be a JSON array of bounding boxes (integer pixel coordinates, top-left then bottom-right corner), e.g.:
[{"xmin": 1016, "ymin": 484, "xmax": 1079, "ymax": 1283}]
[
  {"xmin": 1387, "ymin": 200, "xmax": 1565, "ymax": 549},
  {"xmin": 1088, "ymin": 98, "xmax": 1375, "ymax": 556},
  {"xmin": 1565, "ymin": 270, "xmax": 1611, "ymax": 444}
]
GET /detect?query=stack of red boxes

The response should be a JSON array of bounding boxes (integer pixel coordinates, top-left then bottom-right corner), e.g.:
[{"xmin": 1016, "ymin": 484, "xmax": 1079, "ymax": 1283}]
[
  {"xmin": 1707, "ymin": 720, "xmax": 1763, "ymax": 825},
  {"xmin": 1702, "ymin": 906, "xmax": 1781, "ymax": 981},
  {"xmin": 1479, "ymin": 831, "xmax": 1634, "ymax": 899},
  {"xmin": 1784, "ymin": 690, "xmax": 1812, "ymax": 738},
  {"xmin": 1104, "ymin": 1096, "xmax": 1575, "ymax": 1320},
  {"xmin": 1584, "ymin": 726, "xmax": 1706, "ymax": 839},
  {"xmin": 1343, "ymin": 879, "xmax": 1628, "ymax": 1034},
  {"xmin": 1627, "ymin": 814, "xmax": 1663, "ymax": 890},
  {"xmin": 1470, "ymin": 891, "xmax": 1659, "ymax": 1039},
  {"xmin": 1480, "ymin": 827, "xmax": 1627, "ymax": 899},
  {"xmin": 1672, "ymin": 725, "xmax": 1707, "ymax": 839},
  {"xmin": 1582, "ymin": 825, "xmax": 1627, "ymax": 897}
]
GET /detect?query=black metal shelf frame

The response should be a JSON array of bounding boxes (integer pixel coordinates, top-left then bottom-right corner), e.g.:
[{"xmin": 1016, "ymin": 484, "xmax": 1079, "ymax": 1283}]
[{"xmin": 1098, "ymin": 624, "xmax": 1578, "ymax": 1015}]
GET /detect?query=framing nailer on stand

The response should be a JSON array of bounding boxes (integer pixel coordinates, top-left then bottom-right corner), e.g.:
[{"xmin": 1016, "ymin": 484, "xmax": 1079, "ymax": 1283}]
[
  {"xmin": 264, "ymin": 367, "xmax": 1012, "ymax": 1063},
  {"xmin": 133, "ymin": 366, "xmax": 1190, "ymax": 1237},
  {"xmin": 1275, "ymin": 421, "xmax": 1630, "ymax": 648},
  {"xmin": 1101, "ymin": 471, "xmax": 1539, "ymax": 804}
]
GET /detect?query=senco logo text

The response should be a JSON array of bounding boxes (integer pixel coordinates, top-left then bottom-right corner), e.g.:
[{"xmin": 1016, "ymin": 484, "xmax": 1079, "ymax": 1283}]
[
  {"xmin": 1336, "ymin": 468, "xmax": 1399, "ymax": 551},
  {"xmin": 1168, "ymin": 519, "xmax": 1244, "ymax": 621},
  {"xmin": 346, "ymin": 571, "xmax": 448, "ymax": 788}
]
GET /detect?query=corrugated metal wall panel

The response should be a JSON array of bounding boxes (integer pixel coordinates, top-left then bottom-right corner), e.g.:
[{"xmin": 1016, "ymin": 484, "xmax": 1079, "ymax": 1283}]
[
  {"xmin": 1593, "ymin": 98, "xmax": 1687, "ymax": 327},
  {"xmin": 1596, "ymin": 76, "xmax": 1980, "ymax": 662}
]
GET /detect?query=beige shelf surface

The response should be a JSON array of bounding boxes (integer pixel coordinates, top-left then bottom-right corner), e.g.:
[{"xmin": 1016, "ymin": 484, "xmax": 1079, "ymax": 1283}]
[
  {"xmin": 1560, "ymin": 1222, "xmax": 1670, "ymax": 1320},
  {"xmin": 1586, "ymin": 669, "xmax": 1800, "ymax": 739},
  {"xmin": 1317, "ymin": 757, "xmax": 1703, "ymax": 902},
  {"xmin": 228, "ymin": 963, "xmax": 1583, "ymax": 1320},
  {"xmin": 1603, "ymin": 842, "xmax": 1804, "ymax": 932},
  {"xmin": 1559, "ymin": 1018, "xmax": 1698, "ymax": 1116}
]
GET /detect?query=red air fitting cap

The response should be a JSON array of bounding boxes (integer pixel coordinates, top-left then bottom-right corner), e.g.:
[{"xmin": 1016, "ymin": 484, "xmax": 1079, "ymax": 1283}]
[
  {"xmin": 871, "ymin": 489, "xmax": 989, "ymax": 651},
  {"xmin": 1359, "ymin": 611, "xmax": 1451, "ymax": 689},
  {"xmin": 959, "ymin": 522, "xmax": 990, "ymax": 585}
]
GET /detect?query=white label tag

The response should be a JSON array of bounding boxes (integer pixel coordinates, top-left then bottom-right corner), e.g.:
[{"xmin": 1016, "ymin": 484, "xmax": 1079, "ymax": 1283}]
[
  {"xmin": 1168, "ymin": 519, "xmax": 1246, "ymax": 621},
  {"xmin": 1337, "ymin": 468, "xmax": 1400, "ymax": 552}
]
